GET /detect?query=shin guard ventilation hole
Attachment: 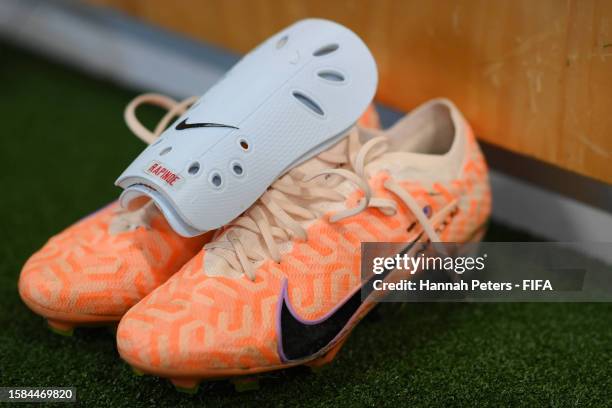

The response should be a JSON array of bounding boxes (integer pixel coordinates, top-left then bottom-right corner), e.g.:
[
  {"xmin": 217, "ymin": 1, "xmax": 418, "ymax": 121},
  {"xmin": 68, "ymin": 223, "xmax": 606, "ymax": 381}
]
[
  {"xmin": 292, "ymin": 91, "xmax": 324, "ymax": 116},
  {"xmin": 209, "ymin": 172, "xmax": 223, "ymax": 188},
  {"xmin": 188, "ymin": 162, "xmax": 200, "ymax": 175},
  {"xmin": 317, "ymin": 70, "xmax": 345, "ymax": 83},
  {"xmin": 313, "ymin": 43, "xmax": 339, "ymax": 57}
]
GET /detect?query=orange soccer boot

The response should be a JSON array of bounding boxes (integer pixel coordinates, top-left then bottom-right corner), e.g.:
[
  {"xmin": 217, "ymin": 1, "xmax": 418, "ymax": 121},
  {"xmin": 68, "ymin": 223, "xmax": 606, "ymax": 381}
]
[
  {"xmin": 116, "ymin": 99, "xmax": 490, "ymax": 392},
  {"xmin": 18, "ymin": 93, "xmax": 213, "ymax": 335}
]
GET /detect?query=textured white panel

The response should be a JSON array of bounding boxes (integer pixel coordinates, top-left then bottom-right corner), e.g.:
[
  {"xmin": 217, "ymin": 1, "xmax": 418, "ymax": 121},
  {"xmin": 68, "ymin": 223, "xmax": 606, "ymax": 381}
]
[{"xmin": 116, "ymin": 18, "xmax": 378, "ymax": 236}]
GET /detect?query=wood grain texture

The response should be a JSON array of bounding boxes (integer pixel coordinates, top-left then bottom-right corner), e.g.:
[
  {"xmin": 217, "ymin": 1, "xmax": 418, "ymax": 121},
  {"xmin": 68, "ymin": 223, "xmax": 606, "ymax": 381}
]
[{"xmin": 90, "ymin": 0, "xmax": 612, "ymax": 183}]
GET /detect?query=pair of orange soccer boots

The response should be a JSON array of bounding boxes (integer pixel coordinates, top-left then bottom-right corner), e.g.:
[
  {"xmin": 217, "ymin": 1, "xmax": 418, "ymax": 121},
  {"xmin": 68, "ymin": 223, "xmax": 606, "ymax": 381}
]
[{"xmin": 19, "ymin": 21, "xmax": 491, "ymax": 394}]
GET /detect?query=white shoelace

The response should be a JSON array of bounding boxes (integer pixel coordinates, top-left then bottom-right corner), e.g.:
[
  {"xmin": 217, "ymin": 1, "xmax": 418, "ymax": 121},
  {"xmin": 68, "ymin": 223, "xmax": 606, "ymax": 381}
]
[
  {"xmin": 124, "ymin": 93, "xmax": 198, "ymax": 144},
  {"xmin": 114, "ymin": 94, "xmax": 457, "ymax": 268},
  {"xmin": 206, "ymin": 129, "xmax": 457, "ymax": 281}
]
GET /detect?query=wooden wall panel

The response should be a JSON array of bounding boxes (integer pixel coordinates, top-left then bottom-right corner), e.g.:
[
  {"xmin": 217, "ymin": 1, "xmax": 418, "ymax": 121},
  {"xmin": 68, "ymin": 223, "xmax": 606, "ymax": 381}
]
[{"xmin": 90, "ymin": 0, "xmax": 612, "ymax": 184}]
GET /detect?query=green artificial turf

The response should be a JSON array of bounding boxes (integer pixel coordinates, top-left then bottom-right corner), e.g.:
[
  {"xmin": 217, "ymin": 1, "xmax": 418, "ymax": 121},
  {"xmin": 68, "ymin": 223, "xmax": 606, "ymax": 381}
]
[{"xmin": 1, "ymin": 43, "xmax": 611, "ymax": 407}]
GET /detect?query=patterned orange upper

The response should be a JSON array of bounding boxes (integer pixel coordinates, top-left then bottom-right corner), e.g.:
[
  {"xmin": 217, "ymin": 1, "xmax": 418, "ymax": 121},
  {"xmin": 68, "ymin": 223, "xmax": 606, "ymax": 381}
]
[
  {"xmin": 116, "ymin": 113, "xmax": 491, "ymax": 375},
  {"xmin": 19, "ymin": 202, "xmax": 210, "ymax": 321},
  {"xmin": 18, "ymin": 104, "xmax": 379, "ymax": 326}
]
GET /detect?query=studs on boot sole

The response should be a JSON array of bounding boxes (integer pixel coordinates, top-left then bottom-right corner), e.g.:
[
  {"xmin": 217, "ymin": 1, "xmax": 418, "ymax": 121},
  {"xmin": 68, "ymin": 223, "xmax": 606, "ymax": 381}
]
[
  {"xmin": 131, "ymin": 367, "xmax": 145, "ymax": 377},
  {"xmin": 231, "ymin": 377, "xmax": 260, "ymax": 392},
  {"xmin": 306, "ymin": 364, "xmax": 327, "ymax": 374},
  {"xmin": 47, "ymin": 320, "xmax": 74, "ymax": 337},
  {"xmin": 170, "ymin": 378, "xmax": 200, "ymax": 395}
]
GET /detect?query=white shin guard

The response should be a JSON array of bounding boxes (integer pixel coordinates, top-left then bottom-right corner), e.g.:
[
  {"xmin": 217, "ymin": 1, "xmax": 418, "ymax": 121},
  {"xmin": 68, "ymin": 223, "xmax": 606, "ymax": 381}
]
[{"xmin": 116, "ymin": 18, "xmax": 377, "ymax": 236}]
